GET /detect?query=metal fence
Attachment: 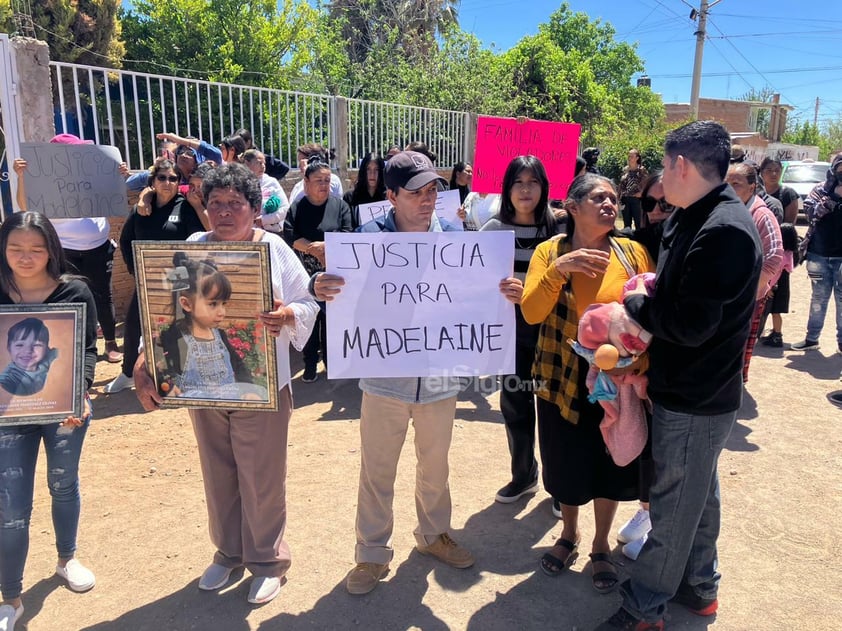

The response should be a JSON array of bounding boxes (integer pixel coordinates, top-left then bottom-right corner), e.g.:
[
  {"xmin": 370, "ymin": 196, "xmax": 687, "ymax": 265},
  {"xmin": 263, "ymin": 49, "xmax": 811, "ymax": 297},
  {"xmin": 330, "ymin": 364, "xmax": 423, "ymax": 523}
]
[
  {"xmin": 345, "ymin": 97, "xmax": 470, "ymax": 168},
  {"xmin": 50, "ymin": 62, "xmax": 335, "ymax": 171},
  {"xmin": 48, "ymin": 61, "xmax": 472, "ymax": 172}
]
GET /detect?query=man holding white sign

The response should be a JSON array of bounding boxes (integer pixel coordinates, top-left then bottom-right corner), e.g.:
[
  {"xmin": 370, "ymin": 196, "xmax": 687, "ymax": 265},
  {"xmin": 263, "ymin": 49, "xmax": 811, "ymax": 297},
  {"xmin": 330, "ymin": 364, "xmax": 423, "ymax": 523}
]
[{"xmin": 313, "ymin": 151, "xmax": 522, "ymax": 595}]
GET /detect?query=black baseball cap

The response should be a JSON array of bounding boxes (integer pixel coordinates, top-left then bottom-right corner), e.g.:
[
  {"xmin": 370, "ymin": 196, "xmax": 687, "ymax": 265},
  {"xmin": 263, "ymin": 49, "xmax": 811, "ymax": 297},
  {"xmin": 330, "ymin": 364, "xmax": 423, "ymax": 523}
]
[{"xmin": 384, "ymin": 151, "xmax": 446, "ymax": 191}]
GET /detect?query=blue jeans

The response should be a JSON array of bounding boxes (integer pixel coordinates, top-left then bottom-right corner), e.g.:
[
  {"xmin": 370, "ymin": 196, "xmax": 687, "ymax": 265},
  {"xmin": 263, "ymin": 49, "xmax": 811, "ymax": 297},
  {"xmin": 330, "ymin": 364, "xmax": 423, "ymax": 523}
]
[
  {"xmin": 805, "ymin": 253, "xmax": 842, "ymax": 344},
  {"xmin": 0, "ymin": 419, "xmax": 89, "ymax": 600},
  {"xmin": 620, "ymin": 404, "xmax": 736, "ymax": 623}
]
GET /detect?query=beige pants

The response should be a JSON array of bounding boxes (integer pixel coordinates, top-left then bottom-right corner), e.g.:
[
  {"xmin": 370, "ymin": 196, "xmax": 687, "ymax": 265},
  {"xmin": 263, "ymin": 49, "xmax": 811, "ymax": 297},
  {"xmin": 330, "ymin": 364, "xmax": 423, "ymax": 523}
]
[
  {"xmin": 355, "ymin": 392, "xmax": 458, "ymax": 565},
  {"xmin": 190, "ymin": 386, "xmax": 293, "ymax": 577}
]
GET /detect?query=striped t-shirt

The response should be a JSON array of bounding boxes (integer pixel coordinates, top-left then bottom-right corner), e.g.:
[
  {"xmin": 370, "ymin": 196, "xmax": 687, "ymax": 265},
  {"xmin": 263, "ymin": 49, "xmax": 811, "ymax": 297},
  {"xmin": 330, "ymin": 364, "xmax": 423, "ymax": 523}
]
[{"xmin": 480, "ymin": 217, "xmax": 560, "ymax": 281}]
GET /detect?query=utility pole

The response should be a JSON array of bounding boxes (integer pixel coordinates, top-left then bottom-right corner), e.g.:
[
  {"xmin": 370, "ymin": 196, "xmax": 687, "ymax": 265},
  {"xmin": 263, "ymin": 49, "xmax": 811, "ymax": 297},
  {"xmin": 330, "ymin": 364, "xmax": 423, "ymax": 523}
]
[
  {"xmin": 689, "ymin": 0, "xmax": 723, "ymax": 120},
  {"xmin": 814, "ymin": 97, "xmax": 820, "ymax": 127}
]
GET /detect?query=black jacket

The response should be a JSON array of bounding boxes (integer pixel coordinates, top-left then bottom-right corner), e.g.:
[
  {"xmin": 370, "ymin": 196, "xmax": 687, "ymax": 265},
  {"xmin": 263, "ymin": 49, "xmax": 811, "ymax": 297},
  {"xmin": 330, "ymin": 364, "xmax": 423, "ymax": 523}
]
[
  {"xmin": 120, "ymin": 195, "xmax": 205, "ymax": 275},
  {"xmin": 624, "ymin": 183, "xmax": 761, "ymax": 414}
]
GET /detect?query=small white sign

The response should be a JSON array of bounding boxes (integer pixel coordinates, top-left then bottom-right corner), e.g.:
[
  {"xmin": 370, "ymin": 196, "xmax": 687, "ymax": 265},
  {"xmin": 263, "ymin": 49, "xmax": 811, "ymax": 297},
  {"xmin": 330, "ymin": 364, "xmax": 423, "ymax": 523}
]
[
  {"xmin": 325, "ymin": 231, "xmax": 516, "ymax": 379},
  {"xmin": 20, "ymin": 142, "xmax": 129, "ymax": 218},
  {"xmin": 355, "ymin": 200, "xmax": 392, "ymax": 226},
  {"xmin": 435, "ymin": 189, "xmax": 464, "ymax": 231}
]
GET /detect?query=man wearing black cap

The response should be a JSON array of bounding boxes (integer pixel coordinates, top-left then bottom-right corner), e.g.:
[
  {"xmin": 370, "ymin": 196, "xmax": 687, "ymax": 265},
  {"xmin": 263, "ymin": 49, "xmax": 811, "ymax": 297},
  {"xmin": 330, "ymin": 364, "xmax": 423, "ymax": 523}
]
[{"xmin": 313, "ymin": 151, "xmax": 523, "ymax": 595}]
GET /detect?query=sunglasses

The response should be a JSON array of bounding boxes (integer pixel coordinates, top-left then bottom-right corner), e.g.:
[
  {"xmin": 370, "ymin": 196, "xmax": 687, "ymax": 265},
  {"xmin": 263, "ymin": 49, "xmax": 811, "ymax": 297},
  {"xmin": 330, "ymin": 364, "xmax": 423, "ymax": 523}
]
[
  {"xmin": 176, "ymin": 149, "xmax": 196, "ymax": 158},
  {"xmin": 642, "ymin": 197, "xmax": 674, "ymax": 213},
  {"xmin": 156, "ymin": 174, "xmax": 180, "ymax": 183}
]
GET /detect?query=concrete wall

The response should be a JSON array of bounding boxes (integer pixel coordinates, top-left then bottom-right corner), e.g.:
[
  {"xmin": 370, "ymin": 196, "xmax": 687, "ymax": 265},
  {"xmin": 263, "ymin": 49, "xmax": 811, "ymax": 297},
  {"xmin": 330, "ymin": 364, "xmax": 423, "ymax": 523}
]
[
  {"xmin": 11, "ymin": 37, "xmax": 54, "ymax": 142},
  {"xmin": 665, "ymin": 98, "xmax": 790, "ymax": 142}
]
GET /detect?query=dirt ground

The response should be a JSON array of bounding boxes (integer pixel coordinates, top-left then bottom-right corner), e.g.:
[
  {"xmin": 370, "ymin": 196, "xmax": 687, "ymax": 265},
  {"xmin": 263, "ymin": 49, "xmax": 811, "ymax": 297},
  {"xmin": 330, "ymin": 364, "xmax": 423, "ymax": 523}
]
[{"xmin": 14, "ymin": 262, "xmax": 842, "ymax": 631}]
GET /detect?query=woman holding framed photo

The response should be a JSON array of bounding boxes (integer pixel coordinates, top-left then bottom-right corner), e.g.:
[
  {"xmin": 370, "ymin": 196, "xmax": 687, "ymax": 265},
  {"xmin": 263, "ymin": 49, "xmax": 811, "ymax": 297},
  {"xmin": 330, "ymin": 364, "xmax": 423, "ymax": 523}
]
[
  {"xmin": 133, "ymin": 163, "xmax": 319, "ymax": 605},
  {"xmin": 0, "ymin": 212, "xmax": 98, "ymax": 631}
]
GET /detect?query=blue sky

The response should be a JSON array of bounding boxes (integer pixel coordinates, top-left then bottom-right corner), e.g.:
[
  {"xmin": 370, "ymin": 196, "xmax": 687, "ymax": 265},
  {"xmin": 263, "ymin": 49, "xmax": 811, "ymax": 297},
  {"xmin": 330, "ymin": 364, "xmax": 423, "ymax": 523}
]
[
  {"xmin": 457, "ymin": 0, "xmax": 842, "ymax": 126},
  {"xmin": 118, "ymin": 0, "xmax": 842, "ymax": 126}
]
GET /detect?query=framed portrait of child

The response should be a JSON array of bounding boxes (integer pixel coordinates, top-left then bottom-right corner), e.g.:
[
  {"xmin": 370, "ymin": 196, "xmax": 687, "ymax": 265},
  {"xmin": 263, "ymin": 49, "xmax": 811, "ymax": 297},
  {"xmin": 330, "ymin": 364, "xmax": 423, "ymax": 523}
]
[
  {"xmin": 133, "ymin": 241, "xmax": 279, "ymax": 410},
  {"xmin": 0, "ymin": 304, "xmax": 87, "ymax": 425}
]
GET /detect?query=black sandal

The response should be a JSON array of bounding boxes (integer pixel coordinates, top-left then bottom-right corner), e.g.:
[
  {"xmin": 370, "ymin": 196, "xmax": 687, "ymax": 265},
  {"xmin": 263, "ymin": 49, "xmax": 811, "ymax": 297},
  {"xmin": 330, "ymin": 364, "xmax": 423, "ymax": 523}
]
[
  {"xmin": 540, "ymin": 538, "xmax": 579, "ymax": 576},
  {"xmin": 589, "ymin": 552, "xmax": 619, "ymax": 593}
]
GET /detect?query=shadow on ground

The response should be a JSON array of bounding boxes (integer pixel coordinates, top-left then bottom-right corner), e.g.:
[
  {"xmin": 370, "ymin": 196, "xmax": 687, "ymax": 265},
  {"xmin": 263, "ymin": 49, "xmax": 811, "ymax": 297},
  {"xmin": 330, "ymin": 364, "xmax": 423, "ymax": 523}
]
[{"xmin": 80, "ymin": 571, "xmax": 255, "ymax": 631}]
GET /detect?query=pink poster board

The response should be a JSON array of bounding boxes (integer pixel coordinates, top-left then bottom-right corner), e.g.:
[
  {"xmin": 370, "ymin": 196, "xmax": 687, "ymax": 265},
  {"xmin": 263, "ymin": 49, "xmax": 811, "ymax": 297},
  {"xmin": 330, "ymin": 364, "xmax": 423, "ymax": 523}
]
[{"xmin": 472, "ymin": 116, "xmax": 581, "ymax": 199}]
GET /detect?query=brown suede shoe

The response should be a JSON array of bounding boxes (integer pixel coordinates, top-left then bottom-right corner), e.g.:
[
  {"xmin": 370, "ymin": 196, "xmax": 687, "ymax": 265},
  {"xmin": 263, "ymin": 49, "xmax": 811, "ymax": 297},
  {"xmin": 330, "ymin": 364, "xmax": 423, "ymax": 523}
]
[
  {"xmin": 345, "ymin": 562, "xmax": 389, "ymax": 595},
  {"xmin": 104, "ymin": 341, "xmax": 123, "ymax": 364},
  {"xmin": 416, "ymin": 533, "xmax": 475, "ymax": 568}
]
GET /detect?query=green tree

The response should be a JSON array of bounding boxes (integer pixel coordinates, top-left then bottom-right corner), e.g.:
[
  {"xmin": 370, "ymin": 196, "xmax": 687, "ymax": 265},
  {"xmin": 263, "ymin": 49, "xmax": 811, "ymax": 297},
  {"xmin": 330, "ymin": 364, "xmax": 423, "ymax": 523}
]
[
  {"xmin": 821, "ymin": 118, "xmax": 842, "ymax": 159},
  {"xmin": 781, "ymin": 119, "xmax": 837, "ymax": 160},
  {"xmin": 597, "ymin": 118, "xmax": 682, "ymax": 183},
  {"xmin": 1, "ymin": 0, "xmax": 125, "ymax": 67},
  {"xmin": 327, "ymin": 0, "xmax": 459, "ymax": 61},
  {"xmin": 120, "ymin": 0, "xmax": 315, "ymax": 87},
  {"xmin": 498, "ymin": 4, "xmax": 664, "ymax": 144},
  {"xmin": 782, "ymin": 121, "xmax": 822, "ymax": 146},
  {"xmin": 307, "ymin": 12, "xmax": 507, "ymax": 114},
  {"xmin": 738, "ymin": 86, "xmax": 778, "ymax": 137}
]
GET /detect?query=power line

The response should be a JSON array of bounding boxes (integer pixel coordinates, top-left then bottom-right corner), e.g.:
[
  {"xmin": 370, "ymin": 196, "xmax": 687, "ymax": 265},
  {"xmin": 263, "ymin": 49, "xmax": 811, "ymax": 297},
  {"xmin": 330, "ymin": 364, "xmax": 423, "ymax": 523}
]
[
  {"xmin": 708, "ymin": 30, "xmax": 842, "ymax": 39},
  {"xmin": 713, "ymin": 12, "xmax": 842, "ymax": 24},
  {"xmin": 703, "ymin": 37, "xmax": 755, "ymax": 92},
  {"xmin": 649, "ymin": 65, "xmax": 842, "ymax": 78},
  {"xmin": 706, "ymin": 16, "xmax": 796, "ymax": 104}
]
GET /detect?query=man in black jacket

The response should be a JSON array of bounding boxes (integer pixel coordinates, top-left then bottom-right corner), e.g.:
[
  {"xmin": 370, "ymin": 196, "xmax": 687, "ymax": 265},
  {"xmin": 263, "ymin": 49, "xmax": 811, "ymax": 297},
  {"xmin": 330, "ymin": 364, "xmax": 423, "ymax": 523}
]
[{"xmin": 596, "ymin": 121, "xmax": 762, "ymax": 631}]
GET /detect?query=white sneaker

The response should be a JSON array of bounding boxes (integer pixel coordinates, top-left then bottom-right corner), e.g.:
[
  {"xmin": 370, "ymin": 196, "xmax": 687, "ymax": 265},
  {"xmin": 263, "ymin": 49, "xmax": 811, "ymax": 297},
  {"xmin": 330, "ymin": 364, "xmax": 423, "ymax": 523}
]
[
  {"xmin": 104, "ymin": 372, "xmax": 133, "ymax": 393},
  {"xmin": 247, "ymin": 576, "xmax": 283, "ymax": 604},
  {"xmin": 622, "ymin": 533, "xmax": 649, "ymax": 560},
  {"xmin": 55, "ymin": 558, "xmax": 96, "ymax": 592},
  {"xmin": 617, "ymin": 508, "xmax": 651, "ymax": 544},
  {"xmin": 198, "ymin": 563, "xmax": 234, "ymax": 591},
  {"xmin": 0, "ymin": 604, "xmax": 17, "ymax": 631}
]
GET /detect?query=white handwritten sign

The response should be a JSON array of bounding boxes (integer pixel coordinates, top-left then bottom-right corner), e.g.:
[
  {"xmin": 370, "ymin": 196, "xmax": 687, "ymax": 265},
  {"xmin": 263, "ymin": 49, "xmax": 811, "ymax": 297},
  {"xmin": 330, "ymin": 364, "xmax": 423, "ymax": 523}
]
[
  {"xmin": 20, "ymin": 142, "xmax": 129, "ymax": 218},
  {"xmin": 435, "ymin": 189, "xmax": 463, "ymax": 231},
  {"xmin": 356, "ymin": 200, "xmax": 392, "ymax": 226},
  {"xmin": 325, "ymin": 231, "xmax": 516, "ymax": 378}
]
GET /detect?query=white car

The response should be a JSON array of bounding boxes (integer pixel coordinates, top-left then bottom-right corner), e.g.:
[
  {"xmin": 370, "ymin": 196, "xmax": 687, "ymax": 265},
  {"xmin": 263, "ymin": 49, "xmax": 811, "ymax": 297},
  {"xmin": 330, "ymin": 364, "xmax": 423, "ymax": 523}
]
[{"xmin": 781, "ymin": 160, "xmax": 831, "ymax": 213}]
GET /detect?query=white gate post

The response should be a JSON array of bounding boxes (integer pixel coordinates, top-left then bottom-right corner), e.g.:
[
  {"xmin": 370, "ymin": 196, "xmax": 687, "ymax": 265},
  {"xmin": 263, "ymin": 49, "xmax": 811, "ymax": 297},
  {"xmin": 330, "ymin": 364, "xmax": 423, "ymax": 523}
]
[{"xmin": 0, "ymin": 34, "xmax": 24, "ymax": 214}]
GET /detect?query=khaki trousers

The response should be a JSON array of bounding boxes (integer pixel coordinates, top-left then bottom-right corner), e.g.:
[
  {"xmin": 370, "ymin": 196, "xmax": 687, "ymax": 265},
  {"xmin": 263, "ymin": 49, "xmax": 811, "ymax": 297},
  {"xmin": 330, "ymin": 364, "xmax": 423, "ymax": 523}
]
[
  {"xmin": 355, "ymin": 392, "xmax": 457, "ymax": 565},
  {"xmin": 190, "ymin": 386, "xmax": 292, "ymax": 577}
]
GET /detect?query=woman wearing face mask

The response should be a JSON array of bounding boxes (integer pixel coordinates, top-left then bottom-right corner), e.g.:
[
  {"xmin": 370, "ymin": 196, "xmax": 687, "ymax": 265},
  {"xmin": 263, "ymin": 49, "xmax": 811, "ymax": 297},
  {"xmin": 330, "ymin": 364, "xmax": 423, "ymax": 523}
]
[
  {"xmin": 284, "ymin": 157, "xmax": 353, "ymax": 382},
  {"xmin": 792, "ymin": 155, "xmax": 842, "ymax": 352}
]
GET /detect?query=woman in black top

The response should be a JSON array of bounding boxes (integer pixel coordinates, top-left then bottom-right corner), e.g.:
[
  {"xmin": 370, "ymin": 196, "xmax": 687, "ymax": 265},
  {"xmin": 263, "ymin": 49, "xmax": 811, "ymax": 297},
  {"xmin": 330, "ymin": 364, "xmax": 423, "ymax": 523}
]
[
  {"xmin": 758, "ymin": 158, "xmax": 800, "ymax": 348},
  {"xmin": 449, "ymin": 161, "xmax": 473, "ymax": 205},
  {"xmin": 626, "ymin": 171, "xmax": 674, "ymax": 262},
  {"xmin": 285, "ymin": 157, "xmax": 353, "ymax": 381},
  {"xmin": 343, "ymin": 152, "xmax": 386, "ymax": 229},
  {"xmin": 480, "ymin": 155, "xmax": 565, "ymax": 510},
  {"xmin": 105, "ymin": 158, "xmax": 206, "ymax": 393},
  {"xmin": 0, "ymin": 213, "xmax": 99, "ymax": 625},
  {"xmin": 759, "ymin": 157, "xmax": 799, "ymax": 224}
]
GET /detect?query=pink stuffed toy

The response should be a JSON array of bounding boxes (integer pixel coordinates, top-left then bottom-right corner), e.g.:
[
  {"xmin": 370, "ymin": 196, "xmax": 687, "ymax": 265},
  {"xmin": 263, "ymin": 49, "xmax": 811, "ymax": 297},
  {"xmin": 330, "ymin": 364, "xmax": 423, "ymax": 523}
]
[{"xmin": 569, "ymin": 273, "xmax": 656, "ymax": 466}]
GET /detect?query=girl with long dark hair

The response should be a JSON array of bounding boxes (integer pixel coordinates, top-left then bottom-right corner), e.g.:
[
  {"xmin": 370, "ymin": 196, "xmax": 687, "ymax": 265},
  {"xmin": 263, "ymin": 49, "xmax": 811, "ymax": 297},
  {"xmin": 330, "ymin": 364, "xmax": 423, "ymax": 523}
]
[
  {"xmin": 480, "ymin": 155, "xmax": 565, "ymax": 511},
  {"xmin": 0, "ymin": 212, "xmax": 99, "ymax": 629}
]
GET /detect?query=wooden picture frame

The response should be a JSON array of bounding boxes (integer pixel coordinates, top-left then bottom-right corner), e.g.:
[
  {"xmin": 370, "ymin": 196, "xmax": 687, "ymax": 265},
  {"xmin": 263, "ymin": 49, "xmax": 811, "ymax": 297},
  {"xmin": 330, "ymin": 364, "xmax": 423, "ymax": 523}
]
[
  {"xmin": 133, "ymin": 241, "xmax": 278, "ymax": 410},
  {"xmin": 0, "ymin": 303, "xmax": 86, "ymax": 425}
]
